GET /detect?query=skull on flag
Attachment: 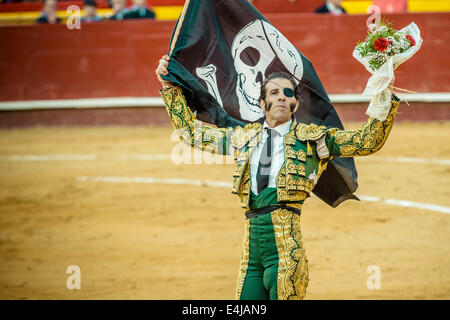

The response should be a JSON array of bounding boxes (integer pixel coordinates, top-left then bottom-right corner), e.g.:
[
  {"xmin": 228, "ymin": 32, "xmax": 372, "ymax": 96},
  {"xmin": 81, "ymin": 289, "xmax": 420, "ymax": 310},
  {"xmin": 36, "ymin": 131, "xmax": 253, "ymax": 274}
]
[{"xmin": 231, "ymin": 19, "xmax": 304, "ymax": 121}]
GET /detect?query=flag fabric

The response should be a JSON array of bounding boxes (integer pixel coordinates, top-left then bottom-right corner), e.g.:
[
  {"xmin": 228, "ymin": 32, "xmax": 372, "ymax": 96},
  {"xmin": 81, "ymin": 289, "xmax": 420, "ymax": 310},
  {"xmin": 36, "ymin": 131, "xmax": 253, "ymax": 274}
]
[{"xmin": 162, "ymin": 0, "xmax": 359, "ymax": 207}]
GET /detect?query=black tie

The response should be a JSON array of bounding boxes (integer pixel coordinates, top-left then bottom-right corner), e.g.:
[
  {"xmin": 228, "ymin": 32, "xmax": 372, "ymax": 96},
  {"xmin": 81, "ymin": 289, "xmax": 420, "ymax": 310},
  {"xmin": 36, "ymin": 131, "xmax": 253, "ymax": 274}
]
[{"xmin": 256, "ymin": 128, "xmax": 272, "ymax": 194}]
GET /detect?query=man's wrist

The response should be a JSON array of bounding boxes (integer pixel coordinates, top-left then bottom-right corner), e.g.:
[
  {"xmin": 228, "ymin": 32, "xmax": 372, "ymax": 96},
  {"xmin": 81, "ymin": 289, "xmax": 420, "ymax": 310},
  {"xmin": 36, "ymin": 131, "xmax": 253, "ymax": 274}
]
[
  {"xmin": 161, "ymin": 81, "xmax": 175, "ymax": 90},
  {"xmin": 160, "ymin": 84, "xmax": 177, "ymax": 95}
]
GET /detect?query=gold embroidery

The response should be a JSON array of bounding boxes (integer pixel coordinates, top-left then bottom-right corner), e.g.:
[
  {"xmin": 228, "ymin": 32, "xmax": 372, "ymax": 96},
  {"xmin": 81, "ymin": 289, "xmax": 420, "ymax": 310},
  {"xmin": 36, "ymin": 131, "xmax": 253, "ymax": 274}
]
[
  {"xmin": 271, "ymin": 208, "xmax": 309, "ymax": 300},
  {"xmin": 277, "ymin": 186, "xmax": 308, "ymax": 202},
  {"xmin": 237, "ymin": 164, "xmax": 251, "ymax": 208},
  {"xmin": 339, "ymin": 144, "xmax": 360, "ymax": 156},
  {"xmin": 304, "ymin": 180, "xmax": 315, "ymax": 192},
  {"xmin": 286, "ymin": 148, "xmax": 296, "ymax": 159},
  {"xmin": 317, "ymin": 159, "xmax": 330, "ymax": 178},
  {"xmin": 232, "ymin": 163, "xmax": 244, "ymax": 194},
  {"xmin": 277, "ymin": 173, "xmax": 286, "ymax": 186},
  {"xmin": 232, "ymin": 133, "xmax": 248, "ymax": 150},
  {"xmin": 248, "ymin": 132, "xmax": 262, "ymax": 148},
  {"xmin": 296, "ymin": 150, "xmax": 306, "ymax": 162},
  {"xmin": 278, "ymin": 125, "xmax": 314, "ymax": 202},
  {"xmin": 286, "ymin": 178, "xmax": 314, "ymax": 192},
  {"xmin": 285, "ymin": 135, "xmax": 297, "ymax": 145},
  {"xmin": 236, "ymin": 150, "xmax": 249, "ymax": 162},
  {"xmin": 235, "ymin": 219, "xmax": 250, "ymax": 299},
  {"xmin": 296, "ymin": 123, "xmax": 326, "ymax": 141},
  {"xmin": 329, "ymin": 99, "xmax": 400, "ymax": 157},
  {"xmin": 232, "ymin": 136, "xmax": 261, "ymax": 208},
  {"xmin": 232, "ymin": 123, "xmax": 262, "ymax": 149},
  {"xmin": 286, "ymin": 148, "xmax": 306, "ymax": 161},
  {"xmin": 287, "ymin": 163, "xmax": 306, "ymax": 176},
  {"xmin": 241, "ymin": 177, "xmax": 250, "ymax": 195},
  {"xmin": 161, "ymin": 87, "xmax": 233, "ymax": 155}
]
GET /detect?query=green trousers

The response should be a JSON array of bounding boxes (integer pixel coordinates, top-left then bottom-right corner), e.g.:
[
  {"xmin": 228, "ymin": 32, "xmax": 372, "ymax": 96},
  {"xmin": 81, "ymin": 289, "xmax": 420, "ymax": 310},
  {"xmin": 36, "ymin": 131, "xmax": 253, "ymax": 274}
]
[
  {"xmin": 239, "ymin": 211, "xmax": 279, "ymax": 299},
  {"xmin": 235, "ymin": 207, "xmax": 309, "ymax": 300}
]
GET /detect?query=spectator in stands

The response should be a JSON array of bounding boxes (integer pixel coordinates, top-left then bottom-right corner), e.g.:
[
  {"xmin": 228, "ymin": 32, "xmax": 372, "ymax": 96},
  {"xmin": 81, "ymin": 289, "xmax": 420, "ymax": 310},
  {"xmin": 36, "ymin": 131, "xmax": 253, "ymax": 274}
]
[
  {"xmin": 81, "ymin": 0, "xmax": 103, "ymax": 23},
  {"xmin": 125, "ymin": 0, "xmax": 155, "ymax": 19},
  {"xmin": 36, "ymin": 0, "xmax": 61, "ymax": 24},
  {"xmin": 109, "ymin": 0, "xmax": 129, "ymax": 20},
  {"xmin": 315, "ymin": 0, "xmax": 347, "ymax": 15},
  {"xmin": 373, "ymin": 0, "xmax": 408, "ymax": 13}
]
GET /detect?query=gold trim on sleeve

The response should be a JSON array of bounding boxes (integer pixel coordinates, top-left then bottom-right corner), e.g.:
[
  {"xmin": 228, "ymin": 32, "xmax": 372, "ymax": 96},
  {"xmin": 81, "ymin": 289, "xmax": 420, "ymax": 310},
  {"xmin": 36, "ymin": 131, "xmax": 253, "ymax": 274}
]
[{"xmin": 328, "ymin": 99, "xmax": 400, "ymax": 157}]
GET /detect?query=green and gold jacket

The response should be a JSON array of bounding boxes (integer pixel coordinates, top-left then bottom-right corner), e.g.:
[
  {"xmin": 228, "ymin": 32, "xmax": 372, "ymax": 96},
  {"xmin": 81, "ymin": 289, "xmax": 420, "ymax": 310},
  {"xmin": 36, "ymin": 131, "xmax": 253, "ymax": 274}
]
[{"xmin": 161, "ymin": 86, "xmax": 400, "ymax": 209}]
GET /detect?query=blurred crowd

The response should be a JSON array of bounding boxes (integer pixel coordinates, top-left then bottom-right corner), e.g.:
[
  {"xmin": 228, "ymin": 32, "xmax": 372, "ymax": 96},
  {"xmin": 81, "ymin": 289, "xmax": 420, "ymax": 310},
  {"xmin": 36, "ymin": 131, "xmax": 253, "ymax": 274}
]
[
  {"xmin": 0, "ymin": 0, "xmax": 411, "ymax": 25},
  {"xmin": 109, "ymin": 0, "xmax": 155, "ymax": 20},
  {"xmin": 315, "ymin": 0, "xmax": 348, "ymax": 14},
  {"xmin": 31, "ymin": 0, "xmax": 156, "ymax": 24},
  {"xmin": 249, "ymin": 0, "xmax": 408, "ymax": 14}
]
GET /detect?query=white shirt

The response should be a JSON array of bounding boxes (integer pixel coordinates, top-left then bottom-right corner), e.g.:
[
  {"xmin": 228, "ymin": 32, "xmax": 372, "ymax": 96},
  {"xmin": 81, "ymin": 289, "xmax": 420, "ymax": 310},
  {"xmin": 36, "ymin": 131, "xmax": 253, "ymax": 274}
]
[{"xmin": 250, "ymin": 119, "xmax": 293, "ymax": 195}]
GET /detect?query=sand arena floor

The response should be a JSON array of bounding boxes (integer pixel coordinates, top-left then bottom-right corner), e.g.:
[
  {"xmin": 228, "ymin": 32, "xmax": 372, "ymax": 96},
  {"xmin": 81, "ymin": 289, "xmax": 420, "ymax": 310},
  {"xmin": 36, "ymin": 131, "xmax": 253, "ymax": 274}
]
[{"xmin": 0, "ymin": 121, "xmax": 449, "ymax": 299}]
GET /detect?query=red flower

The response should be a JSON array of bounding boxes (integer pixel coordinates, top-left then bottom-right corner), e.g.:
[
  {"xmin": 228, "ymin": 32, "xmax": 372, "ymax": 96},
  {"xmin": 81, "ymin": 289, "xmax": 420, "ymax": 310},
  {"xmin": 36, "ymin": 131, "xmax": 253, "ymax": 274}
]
[
  {"xmin": 373, "ymin": 38, "xmax": 392, "ymax": 52},
  {"xmin": 406, "ymin": 34, "xmax": 416, "ymax": 46}
]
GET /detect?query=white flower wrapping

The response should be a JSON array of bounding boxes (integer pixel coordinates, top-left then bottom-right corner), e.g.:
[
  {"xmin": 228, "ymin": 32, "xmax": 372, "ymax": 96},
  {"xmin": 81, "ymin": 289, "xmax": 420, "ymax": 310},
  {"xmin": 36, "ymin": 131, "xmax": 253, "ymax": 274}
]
[{"xmin": 353, "ymin": 22, "xmax": 423, "ymax": 121}]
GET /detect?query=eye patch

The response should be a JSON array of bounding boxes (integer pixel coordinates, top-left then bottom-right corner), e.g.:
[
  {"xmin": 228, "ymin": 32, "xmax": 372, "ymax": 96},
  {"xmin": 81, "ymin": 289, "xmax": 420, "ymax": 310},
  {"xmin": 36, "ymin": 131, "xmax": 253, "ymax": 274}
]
[{"xmin": 283, "ymin": 88, "xmax": 294, "ymax": 98}]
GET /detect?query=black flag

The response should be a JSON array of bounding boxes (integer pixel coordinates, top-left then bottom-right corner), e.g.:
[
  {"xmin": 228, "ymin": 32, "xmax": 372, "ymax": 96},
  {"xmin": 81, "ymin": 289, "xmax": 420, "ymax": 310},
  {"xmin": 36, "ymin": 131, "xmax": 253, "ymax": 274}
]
[{"xmin": 162, "ymin": 0, "xmax": 359, "ymax": 207}]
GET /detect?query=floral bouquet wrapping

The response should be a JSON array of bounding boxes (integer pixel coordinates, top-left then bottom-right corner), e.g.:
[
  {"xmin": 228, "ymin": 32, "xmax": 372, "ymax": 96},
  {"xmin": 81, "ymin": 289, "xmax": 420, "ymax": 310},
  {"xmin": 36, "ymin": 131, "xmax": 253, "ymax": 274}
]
[{"xmin": 353, "ymin": 21, "xmax": 422, "ymax": 120}]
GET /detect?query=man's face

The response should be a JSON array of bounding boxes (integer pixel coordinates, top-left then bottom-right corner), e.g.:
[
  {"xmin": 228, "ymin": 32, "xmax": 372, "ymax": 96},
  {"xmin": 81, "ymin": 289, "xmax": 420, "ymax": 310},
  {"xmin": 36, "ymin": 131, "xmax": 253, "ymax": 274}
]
[
  {"xmin": 133, "ymin": 0, "xmax": 147, "ymax": 7},
  {"xmin": 112, "ymin": 0, "xmax": 126, "ymax": 12},
  {"xmin": 83, "ymin": 4, "xmax": 96, "ymax": 17},
  {"xmin": 260, "ymin": 77, "xmax": 299, "ymax": 126},
  {"xmin": 44, "ymin": 0, "xmax": 57, "ymax": 15}
]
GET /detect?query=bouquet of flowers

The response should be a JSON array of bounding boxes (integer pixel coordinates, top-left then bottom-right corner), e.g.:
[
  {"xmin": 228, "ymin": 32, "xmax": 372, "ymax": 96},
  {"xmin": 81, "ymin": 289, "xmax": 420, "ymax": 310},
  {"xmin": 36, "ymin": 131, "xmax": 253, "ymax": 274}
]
[{"xmin": 353, "ymin": 20, "xmax": 422, "ymax": 120}]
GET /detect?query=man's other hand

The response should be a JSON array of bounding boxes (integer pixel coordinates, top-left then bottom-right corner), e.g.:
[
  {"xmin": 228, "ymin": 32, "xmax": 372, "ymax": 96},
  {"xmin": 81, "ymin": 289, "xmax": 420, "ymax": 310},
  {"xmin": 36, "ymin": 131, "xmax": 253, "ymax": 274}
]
[{"xmin": 156, "ymin": 55, "xmax": 174, "ymax": 88}]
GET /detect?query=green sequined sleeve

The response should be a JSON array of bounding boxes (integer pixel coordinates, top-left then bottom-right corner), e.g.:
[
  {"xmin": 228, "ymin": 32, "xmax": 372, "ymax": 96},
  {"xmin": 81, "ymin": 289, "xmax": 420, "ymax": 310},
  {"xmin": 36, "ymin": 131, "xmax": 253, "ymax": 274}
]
[
  {"xmin": 326, "ymin": 98, "xmax": 400, "ymax": 157},
  {"xmin": 160, "ymin": 86, "xmax": 233, "ymax": 155}
]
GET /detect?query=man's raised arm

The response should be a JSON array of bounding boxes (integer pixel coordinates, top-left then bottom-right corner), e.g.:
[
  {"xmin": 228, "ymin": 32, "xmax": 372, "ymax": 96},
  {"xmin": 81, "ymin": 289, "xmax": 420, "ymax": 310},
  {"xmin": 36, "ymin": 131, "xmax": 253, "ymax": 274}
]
[
  {"xmin": 156, "ymin": 55, "xmax": 234, "ymax": 156},
  {"xmin": 326, "ymin": 95, "xmax": 400, "ymax": 158}
]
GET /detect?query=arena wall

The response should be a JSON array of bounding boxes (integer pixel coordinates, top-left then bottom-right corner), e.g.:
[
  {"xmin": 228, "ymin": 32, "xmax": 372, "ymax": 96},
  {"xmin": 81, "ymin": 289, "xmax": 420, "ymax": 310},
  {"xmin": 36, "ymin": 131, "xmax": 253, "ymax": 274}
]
[{"xmin": 0, "ymin": 12, "xmax": 449, "ymax": 126}]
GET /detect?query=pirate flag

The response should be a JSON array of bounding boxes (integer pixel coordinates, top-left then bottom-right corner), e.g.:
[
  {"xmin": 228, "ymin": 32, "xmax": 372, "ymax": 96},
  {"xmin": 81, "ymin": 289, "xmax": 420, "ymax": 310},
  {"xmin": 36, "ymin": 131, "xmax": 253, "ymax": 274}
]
[{"xmin": 162, "ymin": 0, "xmax": 359, "ymax": 207}]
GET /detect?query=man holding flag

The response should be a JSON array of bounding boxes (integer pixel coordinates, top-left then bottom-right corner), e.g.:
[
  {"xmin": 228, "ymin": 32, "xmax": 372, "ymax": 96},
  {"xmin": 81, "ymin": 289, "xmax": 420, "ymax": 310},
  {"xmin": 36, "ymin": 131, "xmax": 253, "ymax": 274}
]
[{"xmin": 155, "ymin": 0, "xmax": 400, "ymax": 300}]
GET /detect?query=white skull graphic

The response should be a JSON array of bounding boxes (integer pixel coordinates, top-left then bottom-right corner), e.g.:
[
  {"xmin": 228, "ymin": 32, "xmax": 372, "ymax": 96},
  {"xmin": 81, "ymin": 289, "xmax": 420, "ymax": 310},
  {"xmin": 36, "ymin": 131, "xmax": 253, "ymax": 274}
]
[{"xmin": 231, "ymin": 19, "xmax": 304, "ymax": 121}]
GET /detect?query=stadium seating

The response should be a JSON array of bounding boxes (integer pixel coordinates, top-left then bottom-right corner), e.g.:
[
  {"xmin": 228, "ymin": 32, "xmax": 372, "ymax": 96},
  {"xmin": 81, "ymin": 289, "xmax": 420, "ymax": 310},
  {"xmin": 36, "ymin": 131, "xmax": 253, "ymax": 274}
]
[
  {"xmin": 0, "ymin": 0, "xmax": 449, "ymax": 26},
  {"xmin": 0, "ymin": 0, "xmax": 183, "ymax": 25},
  {"xmin": 342, "ymin": 0, "xmax": 450, "ymax": 14}
]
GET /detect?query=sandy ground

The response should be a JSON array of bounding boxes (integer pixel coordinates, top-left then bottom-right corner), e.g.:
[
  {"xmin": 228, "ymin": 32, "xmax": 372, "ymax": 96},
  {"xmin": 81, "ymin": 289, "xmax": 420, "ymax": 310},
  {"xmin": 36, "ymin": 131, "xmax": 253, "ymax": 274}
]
[{"xmin": 0, "ymin": 120, "xmax": 449, "ymax": 300}]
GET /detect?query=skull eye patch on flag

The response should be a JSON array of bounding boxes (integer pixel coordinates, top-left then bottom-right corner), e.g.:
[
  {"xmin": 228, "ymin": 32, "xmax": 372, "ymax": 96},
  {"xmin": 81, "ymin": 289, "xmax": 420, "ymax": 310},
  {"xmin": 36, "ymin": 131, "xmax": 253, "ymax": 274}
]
[{"xmin": 162, "ymin": 0, "xmax": 359, "ymax": 207}]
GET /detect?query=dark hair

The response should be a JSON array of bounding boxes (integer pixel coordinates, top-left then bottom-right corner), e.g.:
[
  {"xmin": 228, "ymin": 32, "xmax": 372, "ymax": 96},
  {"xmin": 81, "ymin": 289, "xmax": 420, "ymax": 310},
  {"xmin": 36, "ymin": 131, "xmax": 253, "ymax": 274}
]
[
  {"xmin": 84, "ymin": 0, "xmax": 97, "ymax": 7},
  {"xmin": 259, "ymin": 72, "xmax": 299, "ymax": 102}
]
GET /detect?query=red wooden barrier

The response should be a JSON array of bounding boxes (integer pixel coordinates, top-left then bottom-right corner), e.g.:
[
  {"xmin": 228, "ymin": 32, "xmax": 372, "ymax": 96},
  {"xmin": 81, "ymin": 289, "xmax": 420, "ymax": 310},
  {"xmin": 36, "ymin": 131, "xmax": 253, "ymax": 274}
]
[
  {"xmin": 1, "ymin": 101, "xmax": 449, "ymax": 128},
  {"xmin": 0, "ymin": 12, "xmax": 448, "ymax": 102}
]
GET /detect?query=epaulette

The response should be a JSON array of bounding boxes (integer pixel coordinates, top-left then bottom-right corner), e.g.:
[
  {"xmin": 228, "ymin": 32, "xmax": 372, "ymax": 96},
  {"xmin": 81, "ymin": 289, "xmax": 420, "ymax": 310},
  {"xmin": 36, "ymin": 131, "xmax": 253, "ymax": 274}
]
[
  {"xmin": 295, "ymin": 123, "xmax": 327, "ymax": 142},
  {"xmin": 232, "ymin": 122, "xmax": 262, "ymax": 149}
]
